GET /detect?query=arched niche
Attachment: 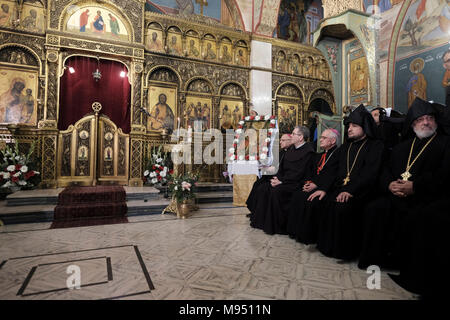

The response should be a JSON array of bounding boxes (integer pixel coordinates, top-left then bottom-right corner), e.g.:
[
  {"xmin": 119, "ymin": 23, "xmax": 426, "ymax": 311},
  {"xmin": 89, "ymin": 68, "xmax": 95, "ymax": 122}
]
[
  {"xmin": 60, "ymin": 1, "xmax": 134, "ymax": 42},
  {"xmin": 274, "ymin": 83, "xmax": 304, "ymax": 134},
  {"xmin": 308, "ymin": 88, "xmax": 335, "ymax": 115},
  {"xmin": 184, "ymin": 78, "xmax": 214, "ymax": 131},
  {"xmin": 218, "ymin": 82, "xmax": 246, "ymax": 132},
  {"xmin": 275, "ymin": 50, "xmax": 287, "ymax": 73}
]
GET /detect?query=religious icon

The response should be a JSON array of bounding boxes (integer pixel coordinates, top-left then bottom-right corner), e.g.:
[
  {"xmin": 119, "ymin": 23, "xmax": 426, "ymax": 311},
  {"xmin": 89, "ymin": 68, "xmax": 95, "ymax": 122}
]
[
  {"xmin": 220, "ymin": 45, "xmax": 232, "ymax": 63},
  {"xmin": 350, "ymin": 56, "xmax": 369, "ymax": 97},
  {"xmin": 187, "ymin": 37, "xmax": 200, "ymax": 57},
  {"xmin": 407, "ymin": 57, "xmax": 427, "ymax": 109},
  {"xmin": 147, "ymin": 30, "xmax": 163, "ymax": 52},
  {"xmin": 0, "ymin": 67, "xmax": 38, "ymax": 125},
  {"xmin": 66, "ymin": 6, "xmax": 129, "ymax": 41},
  {"xmin": 79, "ymin": 130, "xmax": 89, "ymax": 140},
  {"xmin": 168, "ymin": 32, "xmax": 182, "ymax": 55},
  {"xmin": 204, "ymin": 41, "xmax": 216, "ymax": 60},
  {"xmin": 235, "ymin": 48, "xmax": 246, "ymax": 66},
  {"xmin": 91, "ymin": 10, "xmax": 105, "ymax": 33},
  {"xmin": 0, "ymin": 3, "xmax": 11, "ymax": 27},
  {"xmin": 219, "ymin": 100, "xmax": 243, "ymax": 131},
  {"xmin": 104, "ymin": 147, "xmax": 113, "ymax": 161},
  {"xmin": 276, "ymin": 51, "xmax": 287, "ymax": 72},
  {"xmin": 185, "ymin": 96, "xmax": 212, "ymax": 131},
  {"xmin": 108, "ymin": 13, "xmax": 120, "ymax": 37},
  {"xmin": 147, "ymin": 86, "xmax": 176, "ymax": 132},
  {"xmin": 277, "ymin": 102, "xmax": 298, "ymax": 134},
  {"xmin": 78, "ymin": 146, "xmax": 88, "ymax": 160}
]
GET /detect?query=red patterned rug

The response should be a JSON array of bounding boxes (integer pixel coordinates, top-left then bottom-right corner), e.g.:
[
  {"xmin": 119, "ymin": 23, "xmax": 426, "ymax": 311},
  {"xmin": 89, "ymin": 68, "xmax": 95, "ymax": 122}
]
[{"xmin": 50, "ymin": 186, "xmax": 128, "ymax": 229}]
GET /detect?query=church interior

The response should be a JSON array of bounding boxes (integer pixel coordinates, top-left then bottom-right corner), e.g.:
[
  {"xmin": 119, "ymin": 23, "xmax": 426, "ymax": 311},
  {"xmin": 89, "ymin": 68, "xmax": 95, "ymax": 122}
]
[{"xmin": 0, "ymin": 0, "xmax": 449, "ymax": 301}]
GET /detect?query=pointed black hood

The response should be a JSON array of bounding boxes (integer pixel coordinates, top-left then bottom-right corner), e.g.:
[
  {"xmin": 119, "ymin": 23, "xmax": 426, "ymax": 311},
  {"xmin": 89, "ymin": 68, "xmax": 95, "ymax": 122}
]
[
  {"xmin": 344, "ymin": 104, "xmax": 378, "ymax": 139},
  {"xmin": 402, "ymin": 98, "xmax": 437, "ymax": 137},
  {"xmin": 431, "ymin": 101, "xmax": 450, "ymax": 136}
]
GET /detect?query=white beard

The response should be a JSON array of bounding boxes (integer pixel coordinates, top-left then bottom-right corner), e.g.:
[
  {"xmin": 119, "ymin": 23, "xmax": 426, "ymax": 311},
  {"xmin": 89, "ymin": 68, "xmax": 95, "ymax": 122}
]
[{"xmin": 413, "ymin": 126, "xmax": 437, "ymax": 139}]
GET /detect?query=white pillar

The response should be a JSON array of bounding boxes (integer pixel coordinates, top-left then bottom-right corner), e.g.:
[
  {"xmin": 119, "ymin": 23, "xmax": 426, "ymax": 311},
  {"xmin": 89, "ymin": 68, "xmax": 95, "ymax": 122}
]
[{"xmin": 249, "ymin": 40, "xmax": 272, "ymax": 116}]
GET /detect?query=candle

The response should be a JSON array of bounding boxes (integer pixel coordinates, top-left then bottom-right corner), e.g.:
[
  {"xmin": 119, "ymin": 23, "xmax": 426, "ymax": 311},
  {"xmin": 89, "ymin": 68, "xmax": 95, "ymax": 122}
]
[{"xmin": 177, "ymin": 117, "xmax": 181, "ymax": 141}]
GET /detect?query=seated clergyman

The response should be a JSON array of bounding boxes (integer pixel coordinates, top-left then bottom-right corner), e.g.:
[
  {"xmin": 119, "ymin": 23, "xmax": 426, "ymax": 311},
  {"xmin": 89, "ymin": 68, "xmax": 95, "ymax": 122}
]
[
  {"xmin": 248, "ymin": 126, "xmax": 315, "ymax": 235},
  {"xmin": 315, "ymin": 104, "xmax": 384, "ymax": 262},
  {"xmin": 286, "ymin": 128, "xmax": 341, "ymax": 246},
  {"xmin": 358, "ymin": 98, "xmax": 450, "ymax": 270}
]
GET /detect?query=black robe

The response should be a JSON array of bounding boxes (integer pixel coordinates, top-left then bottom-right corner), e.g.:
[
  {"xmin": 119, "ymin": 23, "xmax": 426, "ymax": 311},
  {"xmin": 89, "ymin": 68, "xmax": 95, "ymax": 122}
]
[
  {"xmin": 316, "ymin": 138, "xmax": 384, "ymax": 260},
  {"xmin": 358, "ymin": 133, "xmax": 450, "ymax": 269},
  {"xmin": 392, "ymin": 198, "xmax": 450, "ymax": 298},
  {"xmin": 286, "ymin": 145, "xmax": 340, "ymax": 244},
  {"xmin": 246, "ymin": 148, "xmax": 287, "ymax": 213},
  {"xmin": 249, "ymin": 143, "xmax": 315, "ymax": 235}
]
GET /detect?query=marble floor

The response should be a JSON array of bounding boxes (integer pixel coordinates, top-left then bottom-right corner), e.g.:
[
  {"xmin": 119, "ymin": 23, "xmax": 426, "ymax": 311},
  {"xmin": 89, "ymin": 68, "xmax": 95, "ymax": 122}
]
[{"xmin": 0, "ymin": 203, "xmax": 417, "ymax": 300}]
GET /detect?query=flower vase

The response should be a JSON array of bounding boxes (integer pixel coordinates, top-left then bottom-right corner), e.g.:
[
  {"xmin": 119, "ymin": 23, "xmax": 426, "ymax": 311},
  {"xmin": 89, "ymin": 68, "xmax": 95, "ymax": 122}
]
[{"xmin": 178, "ymin": 200, "xmax": 190, "ymax": 219}]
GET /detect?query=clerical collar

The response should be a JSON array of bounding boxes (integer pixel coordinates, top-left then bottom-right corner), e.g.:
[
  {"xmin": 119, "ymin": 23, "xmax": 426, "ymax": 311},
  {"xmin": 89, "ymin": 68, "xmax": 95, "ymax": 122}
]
[{"xmin": 295, "ymin": 142, "xmax": 306, "ymax": 149}]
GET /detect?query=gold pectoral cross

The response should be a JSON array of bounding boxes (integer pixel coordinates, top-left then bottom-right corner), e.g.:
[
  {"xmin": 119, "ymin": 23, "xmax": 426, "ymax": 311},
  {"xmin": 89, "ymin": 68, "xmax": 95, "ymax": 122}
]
[
  {"xmin": 343, "ymin": 174, "xmax": 350, "ymax": 186},
  {"xmin": 401, "ymin": 171, "xmax": 412, "ymax": 181}
]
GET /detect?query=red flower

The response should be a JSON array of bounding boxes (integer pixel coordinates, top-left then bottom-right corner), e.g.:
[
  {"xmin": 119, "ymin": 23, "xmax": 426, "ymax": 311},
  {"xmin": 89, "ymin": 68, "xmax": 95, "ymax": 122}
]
[
  {"xmin": 15, "ymin": 164, "xmax": 21, "ymax": 171},
  {"xmin": 233, "ymin": 144, "xmax": 237, "ymax": 148},
  {"xmin": 245, "ymin": 155, "xmax": 249, "ymax": 160},
  {"xmin": 169, "ymin": 169, "xmax": 174, "ymax": 175},
  {"xmin": 250, "ymin": 116, "xmax": 255, "ymax": 120},
  {"xmin": 11, "ymin": 176, "xmax": 19, "ymax": 183},
  {"xmin": 241, "ymin": 116, "xmax": 245, "ymax": 120},
  {"xmin": 270, "ymin": 116, "xmax": 275, "ymax": 119},
  {"xmin": 152, "ymin": 165, "xmax": 156, "ymax": 170},
  {"xmin": 155, "ymin": 170, "xmax": 160, "ymax": 174},
  {"xmin": 157, "ymin": 176, "xmax": 162, "ymax": 181}
]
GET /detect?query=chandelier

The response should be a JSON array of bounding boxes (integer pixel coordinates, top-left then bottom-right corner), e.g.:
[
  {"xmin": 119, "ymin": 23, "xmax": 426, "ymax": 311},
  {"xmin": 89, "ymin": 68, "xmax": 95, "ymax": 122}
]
[{"xmin": 92, "ymin": 56, "xmax": 101, "ymax": 82}]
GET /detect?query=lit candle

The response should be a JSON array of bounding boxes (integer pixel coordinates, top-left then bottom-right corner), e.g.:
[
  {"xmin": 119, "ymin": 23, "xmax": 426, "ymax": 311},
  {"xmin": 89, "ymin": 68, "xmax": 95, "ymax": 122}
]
[{"xmin": 177, "ymin": 117, "xmax": 181, "ymax": 141}]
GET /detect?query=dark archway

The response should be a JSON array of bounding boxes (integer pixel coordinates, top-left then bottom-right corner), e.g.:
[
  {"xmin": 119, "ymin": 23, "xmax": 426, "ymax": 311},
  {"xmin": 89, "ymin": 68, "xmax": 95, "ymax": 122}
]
[{"xmin": 308, "ymin": 98, "xmax": 332, "ymax": 115}]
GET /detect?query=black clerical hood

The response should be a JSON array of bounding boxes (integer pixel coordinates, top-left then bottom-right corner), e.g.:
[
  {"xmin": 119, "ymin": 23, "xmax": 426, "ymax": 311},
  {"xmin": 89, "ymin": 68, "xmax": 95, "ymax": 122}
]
[
  {"xmin": 344, "ymin": 104, "xmax": 378, "ymax": 139},
  {"xmin": 402, "ymin": 98, "xmax": 437, "ymax": 137},
  {"xmin": 431, "ymin": 101, "xmax": 450, "ymax": 136}
]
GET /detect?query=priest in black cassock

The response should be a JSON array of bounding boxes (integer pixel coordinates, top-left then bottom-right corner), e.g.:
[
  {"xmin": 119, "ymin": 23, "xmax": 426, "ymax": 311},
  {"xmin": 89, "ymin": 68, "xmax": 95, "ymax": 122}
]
[
  {"xmin": 358, "ymin": 98, "xmax": 450, "ymax": 270},
  {"xmin": 316, "ymin": 105, "xmax": 384, "ymax": 261},
  {"xmin": 286, "ymin": 128, "xmax": 341, "ymax": 245},
  {"xmin": 249, "ymin": 126, "xmax": 315, "ymax": 235},
  {"xmin": 246, "ymin": 133, "xmax": 293, "ymax": 217}
]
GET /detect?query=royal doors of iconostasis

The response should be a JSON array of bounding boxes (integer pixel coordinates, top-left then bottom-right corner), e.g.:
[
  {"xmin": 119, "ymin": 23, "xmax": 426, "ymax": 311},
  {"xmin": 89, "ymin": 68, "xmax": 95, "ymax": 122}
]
[{"xmin": 57, "ymin": 103, "xmax": 130, "ymax": 187}]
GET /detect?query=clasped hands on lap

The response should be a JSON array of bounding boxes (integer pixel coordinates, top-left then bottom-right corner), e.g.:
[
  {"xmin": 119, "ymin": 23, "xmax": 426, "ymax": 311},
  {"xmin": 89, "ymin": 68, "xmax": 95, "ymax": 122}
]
[
  {"xmin": 270, "ymin": 177, "xmax": 282, "ymax": 187},
  {"xmin": 389, "ymin": 180, "xmax": 414, "ymax": 197},
  {"xmin": 303, "ymin": 181, "xmax": 327, "ymax": 202}
]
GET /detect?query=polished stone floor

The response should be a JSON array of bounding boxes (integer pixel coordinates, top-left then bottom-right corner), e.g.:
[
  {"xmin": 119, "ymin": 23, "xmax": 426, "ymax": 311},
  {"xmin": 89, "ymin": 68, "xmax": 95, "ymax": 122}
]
[{"xmin": 0, "ymin": 203, "xmax": 417, "ymax": 300}]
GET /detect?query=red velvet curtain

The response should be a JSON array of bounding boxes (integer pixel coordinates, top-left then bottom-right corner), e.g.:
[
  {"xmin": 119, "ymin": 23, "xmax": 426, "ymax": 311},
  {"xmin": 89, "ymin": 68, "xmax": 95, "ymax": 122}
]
[{"xmin": 58, "ymin": 56, "xmax": 131, "ymax": 133}]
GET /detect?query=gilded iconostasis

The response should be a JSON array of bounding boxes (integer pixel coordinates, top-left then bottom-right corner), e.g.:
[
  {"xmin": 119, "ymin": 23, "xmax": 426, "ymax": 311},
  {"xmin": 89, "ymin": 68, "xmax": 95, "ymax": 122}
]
[{"xmin": 0, "ymin": 0, "xmax": 335, "ymax": 186}]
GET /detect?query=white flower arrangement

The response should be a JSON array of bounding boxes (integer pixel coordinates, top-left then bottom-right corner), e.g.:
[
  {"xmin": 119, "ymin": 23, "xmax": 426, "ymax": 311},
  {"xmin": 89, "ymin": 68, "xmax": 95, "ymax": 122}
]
[{"xmin": 1, "ymin": 142, "xmax": 40, "ymax": 190}]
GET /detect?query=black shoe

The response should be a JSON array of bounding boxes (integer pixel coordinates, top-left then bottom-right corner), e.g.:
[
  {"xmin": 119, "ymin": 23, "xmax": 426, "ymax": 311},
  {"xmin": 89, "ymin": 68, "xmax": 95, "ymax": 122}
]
[{"xmin": 246, "ymin": 213, "xmax": 251, "ymax": 218}]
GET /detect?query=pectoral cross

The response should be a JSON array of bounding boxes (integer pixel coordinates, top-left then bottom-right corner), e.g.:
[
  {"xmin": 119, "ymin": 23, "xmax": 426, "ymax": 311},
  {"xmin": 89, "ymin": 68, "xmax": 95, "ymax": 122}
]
[
  {"xmin": 401, "ymin": 171, "xmax": 412, "ymax": 181},
  {"xmin": 196, "ymin": 0, "xmax": 208, "ymax": 16},
  {"xmin": 343, "ymin": 174, "xmax": 350, "ymax": 186}
]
